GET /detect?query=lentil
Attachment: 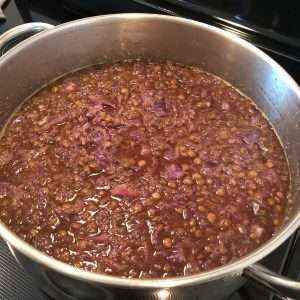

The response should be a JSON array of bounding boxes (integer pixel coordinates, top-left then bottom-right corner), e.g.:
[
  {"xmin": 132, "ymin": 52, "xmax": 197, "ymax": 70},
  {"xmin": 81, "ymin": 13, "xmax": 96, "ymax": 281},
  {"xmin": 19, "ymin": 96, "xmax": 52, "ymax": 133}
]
[
  {"xmin": 266, "ymin": 160, "xmax": 274, "ymax": 168},
  {"xmin": 137, "ymin": 160, "xmax": 147, "ymax": 167},
  {"xmin": 151, "ymin": 192, "xmax": 161, "ymax": 200},
  {"xmin": 162, "ymin": 237, "xmax": 172, "ymax": 249},
  {"xmin": 248, "ymin": 170, "xmax": 257, "ymax": 177},
  {"xmin": 216, "ymin": 187, "xmax": 225, "ymax": 196},
  {"xmin": 147, "ymin": 208, "xmax": 156, "ymax": 218},
  {"xmin": 183, "ymin": 176, "xmax": 193, "ymax": 185},
  {"xmin": 193, "ymin": 158, "xmax": 202, "ymax": 165},
  {"xmin": 207, "ymin": 213, "xmax": 217, "ymax": 224}
]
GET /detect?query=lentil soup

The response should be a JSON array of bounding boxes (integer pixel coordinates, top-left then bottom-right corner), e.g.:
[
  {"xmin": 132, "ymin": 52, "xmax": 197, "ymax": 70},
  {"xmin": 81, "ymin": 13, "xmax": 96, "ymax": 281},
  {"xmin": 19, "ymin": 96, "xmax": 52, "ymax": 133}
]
[{"xmin": 0, "ymin": 61, "xmax": 289, "ymax": 279}]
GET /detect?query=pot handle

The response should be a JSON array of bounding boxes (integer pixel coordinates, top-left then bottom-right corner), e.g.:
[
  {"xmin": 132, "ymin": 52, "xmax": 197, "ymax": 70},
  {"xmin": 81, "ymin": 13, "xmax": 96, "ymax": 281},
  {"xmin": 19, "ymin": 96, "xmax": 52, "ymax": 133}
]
[
  {"xmin": 0, "ymin": 22, "xmax": 54, "ymax": 56},
  {"xmin": 245, "ymin": 263, "xmax": 300, "ymax": 299}
]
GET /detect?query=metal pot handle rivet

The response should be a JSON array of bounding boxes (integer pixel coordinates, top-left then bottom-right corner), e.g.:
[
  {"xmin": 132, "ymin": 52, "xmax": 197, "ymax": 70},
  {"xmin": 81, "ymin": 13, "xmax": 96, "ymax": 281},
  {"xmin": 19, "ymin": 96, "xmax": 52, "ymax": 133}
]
[
  {"xmin": 0, "ymin": 22, "xmax": 54, "ymax": 56},
  {"xmin": 245, "ymin": 263, "xmax": 300, "ymax": 299}
]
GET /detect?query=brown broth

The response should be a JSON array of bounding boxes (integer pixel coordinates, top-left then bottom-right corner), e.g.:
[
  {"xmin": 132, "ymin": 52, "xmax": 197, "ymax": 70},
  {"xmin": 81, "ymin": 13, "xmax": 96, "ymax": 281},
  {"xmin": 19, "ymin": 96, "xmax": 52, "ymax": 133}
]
[{"xmin": 0, "ymin": 61, "xmax": 289, "ymax": 278}]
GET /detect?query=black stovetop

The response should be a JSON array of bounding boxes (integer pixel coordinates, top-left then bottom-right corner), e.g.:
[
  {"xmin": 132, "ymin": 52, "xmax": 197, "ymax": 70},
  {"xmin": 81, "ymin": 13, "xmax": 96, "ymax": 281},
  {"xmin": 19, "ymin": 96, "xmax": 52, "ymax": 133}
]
[{"xmin": 0, "ymin": 1, "xmax": 300, "ymax": 300}]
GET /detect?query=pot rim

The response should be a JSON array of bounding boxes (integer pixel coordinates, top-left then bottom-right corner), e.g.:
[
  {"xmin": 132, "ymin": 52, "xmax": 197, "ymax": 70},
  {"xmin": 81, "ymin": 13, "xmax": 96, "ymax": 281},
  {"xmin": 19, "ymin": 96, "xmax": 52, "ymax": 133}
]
[{"xmin": 0, "ymin": 13, "xmax": 300, "ymax": 289}]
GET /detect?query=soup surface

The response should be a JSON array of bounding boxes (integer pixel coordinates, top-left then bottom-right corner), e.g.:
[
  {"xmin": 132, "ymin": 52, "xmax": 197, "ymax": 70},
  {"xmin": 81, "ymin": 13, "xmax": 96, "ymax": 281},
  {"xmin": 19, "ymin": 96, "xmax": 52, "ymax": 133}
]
[{"xmin": 0, "ymin": 61, "xmax": 289, "ymax": 278}]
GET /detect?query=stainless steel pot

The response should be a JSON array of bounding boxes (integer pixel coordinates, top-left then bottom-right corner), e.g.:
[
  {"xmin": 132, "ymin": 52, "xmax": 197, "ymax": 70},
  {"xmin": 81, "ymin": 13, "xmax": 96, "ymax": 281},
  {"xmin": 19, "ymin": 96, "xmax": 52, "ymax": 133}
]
[{"xmin": 0, "ymin": 14, "xmax": 300, "ymax": 300}]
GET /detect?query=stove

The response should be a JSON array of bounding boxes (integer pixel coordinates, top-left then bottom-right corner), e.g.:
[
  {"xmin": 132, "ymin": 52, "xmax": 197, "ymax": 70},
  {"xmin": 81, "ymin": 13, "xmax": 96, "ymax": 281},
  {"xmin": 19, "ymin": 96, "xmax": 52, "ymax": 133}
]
[{"xmin": 0, "ymin": 1, "xmax": 300, "ymax": 300}]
